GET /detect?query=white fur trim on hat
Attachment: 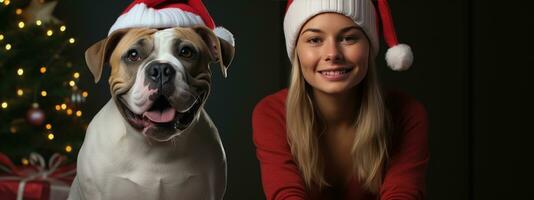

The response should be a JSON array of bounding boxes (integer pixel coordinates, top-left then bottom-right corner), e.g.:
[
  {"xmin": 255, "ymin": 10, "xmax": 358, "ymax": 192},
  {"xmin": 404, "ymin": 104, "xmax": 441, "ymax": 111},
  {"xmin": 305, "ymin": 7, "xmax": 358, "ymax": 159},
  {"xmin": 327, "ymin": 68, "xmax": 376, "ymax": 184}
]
[
  {"xmin": 385, "ymin": 44, "xmax": 413, "ymax": 71},
  {"xmin": 214, "ymin": 26, "xmax": 235, "ymax": 47},
  {"xmin": 283, "ymin": 0, "xmax": 378, "ymax": 60},
  {"xmin": 108, "ymin": 3, "xmax": 205, "ymax": 35}
]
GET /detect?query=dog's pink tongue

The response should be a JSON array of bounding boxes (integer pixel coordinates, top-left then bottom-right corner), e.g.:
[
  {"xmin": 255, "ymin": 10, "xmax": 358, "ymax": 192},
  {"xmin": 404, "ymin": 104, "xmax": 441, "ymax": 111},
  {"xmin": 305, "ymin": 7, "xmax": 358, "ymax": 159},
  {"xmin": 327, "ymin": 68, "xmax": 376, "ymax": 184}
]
[{"xmin": 143, "ymin": 108, "xmax": 175, "ymax": 123}]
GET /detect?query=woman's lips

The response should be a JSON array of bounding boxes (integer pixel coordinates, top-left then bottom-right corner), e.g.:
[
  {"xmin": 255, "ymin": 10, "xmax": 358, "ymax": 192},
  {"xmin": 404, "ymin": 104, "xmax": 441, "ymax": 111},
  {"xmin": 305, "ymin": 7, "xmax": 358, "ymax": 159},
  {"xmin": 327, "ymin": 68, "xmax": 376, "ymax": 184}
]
[{"xmin": 317, "ymin": 67, "xmax": 354, "ymax": 81}]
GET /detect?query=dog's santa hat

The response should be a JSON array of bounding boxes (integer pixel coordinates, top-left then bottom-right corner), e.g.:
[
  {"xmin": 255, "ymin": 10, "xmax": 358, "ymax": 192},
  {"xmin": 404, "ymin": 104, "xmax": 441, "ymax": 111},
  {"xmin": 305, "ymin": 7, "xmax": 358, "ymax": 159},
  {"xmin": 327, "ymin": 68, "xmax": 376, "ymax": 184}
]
[
  {"xmin": 284, "ymin": 0, "xmax": 413, "ymax": 71},
  {"xmin": 108, "ymin": 0, "xmax": 234, "ymax": 47}
]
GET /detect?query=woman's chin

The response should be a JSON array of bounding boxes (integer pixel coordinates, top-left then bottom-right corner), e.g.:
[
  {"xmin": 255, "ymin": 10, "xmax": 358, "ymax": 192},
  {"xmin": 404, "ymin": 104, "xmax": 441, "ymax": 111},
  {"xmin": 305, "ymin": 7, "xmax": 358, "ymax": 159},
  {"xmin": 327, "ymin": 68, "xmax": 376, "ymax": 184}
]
[
  {"xmin": 305, "ymin": 73, "xmax": 364, "ymax": 96},
  {"xmin": 313, "ymin": 84, "xmax": 357, "ymax": 95}
]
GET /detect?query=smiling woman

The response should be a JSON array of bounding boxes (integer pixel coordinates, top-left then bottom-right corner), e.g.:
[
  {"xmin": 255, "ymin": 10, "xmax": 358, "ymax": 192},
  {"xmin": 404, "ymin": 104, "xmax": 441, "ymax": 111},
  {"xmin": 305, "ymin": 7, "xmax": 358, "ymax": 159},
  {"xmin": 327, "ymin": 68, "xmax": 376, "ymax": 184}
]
[
  {"xmin": 296, "ymin": 13, "xmax": 370, "ymax": 95},
  {"xmin": 252, "ymin": 0, "xmax": 427, "ymax": 199}
]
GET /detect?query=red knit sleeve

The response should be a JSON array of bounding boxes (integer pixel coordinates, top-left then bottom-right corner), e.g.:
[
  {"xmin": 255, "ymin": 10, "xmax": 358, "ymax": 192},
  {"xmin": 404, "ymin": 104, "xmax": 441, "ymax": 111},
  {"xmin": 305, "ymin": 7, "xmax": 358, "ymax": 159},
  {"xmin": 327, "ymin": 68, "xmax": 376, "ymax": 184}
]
[
  {"xmin": 252, "ymin": 91, "xmax": 309, "ymax": 200},
  {"xmin": 380, "ymin": 92, "xmax": 429, "ymax": 200}
]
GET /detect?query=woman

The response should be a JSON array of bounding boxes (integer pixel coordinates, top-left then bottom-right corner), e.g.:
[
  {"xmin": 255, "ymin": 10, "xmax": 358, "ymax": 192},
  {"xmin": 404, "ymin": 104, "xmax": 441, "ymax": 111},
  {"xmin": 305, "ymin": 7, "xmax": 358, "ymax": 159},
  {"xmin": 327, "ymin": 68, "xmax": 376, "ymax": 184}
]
[{"xmin": 252, "ymin": 0, "xmax": 428, "ymax": 199}]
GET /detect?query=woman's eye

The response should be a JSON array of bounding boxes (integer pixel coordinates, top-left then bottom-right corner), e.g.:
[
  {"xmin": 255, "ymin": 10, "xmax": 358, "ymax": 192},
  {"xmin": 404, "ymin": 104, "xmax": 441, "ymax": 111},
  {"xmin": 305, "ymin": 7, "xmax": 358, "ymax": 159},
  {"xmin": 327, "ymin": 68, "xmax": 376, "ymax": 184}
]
[
  {"xmin": 179, "ymin": 46, "xmax": 195, "ymax": 58},
  {"xmin": 341, "ymin": 35, "xmax": 358, "ymax": 43},
  {"xmin": 307, "ymin": 37, "xmax": 322, "ymax": 45},
  {"xmin": 127, "ymin": 49, "xmax": 141, "ymax": 62}
]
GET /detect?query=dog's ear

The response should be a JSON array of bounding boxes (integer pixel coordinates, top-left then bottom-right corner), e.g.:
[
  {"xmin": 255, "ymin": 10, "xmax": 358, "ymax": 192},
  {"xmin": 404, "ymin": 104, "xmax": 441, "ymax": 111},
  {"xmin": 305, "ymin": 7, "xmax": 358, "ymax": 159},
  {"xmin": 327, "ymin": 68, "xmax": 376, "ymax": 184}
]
[
  {"xmin": 192, "ymin": 26, "xmax": 235, "ymax": 78},
  {"xmin": 85, "ymin": 29, "xmax": 129, "ymax": 83}
]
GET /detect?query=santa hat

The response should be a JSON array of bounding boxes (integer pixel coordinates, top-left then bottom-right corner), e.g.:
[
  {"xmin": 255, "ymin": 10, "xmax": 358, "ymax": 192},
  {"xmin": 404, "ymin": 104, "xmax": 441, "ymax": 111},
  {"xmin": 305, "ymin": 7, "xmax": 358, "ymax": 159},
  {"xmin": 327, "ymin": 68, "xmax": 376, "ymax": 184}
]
[
  {"xmin": 108, "ymin": 0, "xmax": 234, "ymax": 47},
  {"xmin": 284, "ymin": 0, "xmax": 412, "ymax": 71}
]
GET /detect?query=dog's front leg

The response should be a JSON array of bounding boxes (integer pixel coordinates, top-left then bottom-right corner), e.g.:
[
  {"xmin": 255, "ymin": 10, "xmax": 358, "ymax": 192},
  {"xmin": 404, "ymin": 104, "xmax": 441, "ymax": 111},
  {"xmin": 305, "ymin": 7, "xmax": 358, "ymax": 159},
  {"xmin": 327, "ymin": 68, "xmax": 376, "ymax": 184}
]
[
  {"xmin": 213, "ymin": 161, "xmax": 227, "ymax": 200},
  {"xmin": 67, "ymin": 176, "xmax": 84, "ymax": 200}
]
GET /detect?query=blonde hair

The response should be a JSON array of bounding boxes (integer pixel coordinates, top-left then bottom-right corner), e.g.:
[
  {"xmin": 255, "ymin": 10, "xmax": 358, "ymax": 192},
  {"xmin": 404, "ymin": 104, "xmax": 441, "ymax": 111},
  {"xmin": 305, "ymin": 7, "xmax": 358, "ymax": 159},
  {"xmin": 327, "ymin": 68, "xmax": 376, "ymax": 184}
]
[{"xmin": 286, "ymin": 49, "xmax": 391, "ymax": 193}]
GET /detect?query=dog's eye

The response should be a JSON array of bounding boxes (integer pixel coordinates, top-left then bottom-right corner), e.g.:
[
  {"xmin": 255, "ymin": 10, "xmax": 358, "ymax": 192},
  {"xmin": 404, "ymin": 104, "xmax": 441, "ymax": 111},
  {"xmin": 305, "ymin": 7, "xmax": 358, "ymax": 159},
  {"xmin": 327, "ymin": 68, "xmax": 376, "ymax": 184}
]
[
  {"xmin": 179, "ymin": 46, "xmax": 195, "ymax": 59},
  {"xmin": 127, "ymin": 49, "xmax": 141, "ymax": 62}
]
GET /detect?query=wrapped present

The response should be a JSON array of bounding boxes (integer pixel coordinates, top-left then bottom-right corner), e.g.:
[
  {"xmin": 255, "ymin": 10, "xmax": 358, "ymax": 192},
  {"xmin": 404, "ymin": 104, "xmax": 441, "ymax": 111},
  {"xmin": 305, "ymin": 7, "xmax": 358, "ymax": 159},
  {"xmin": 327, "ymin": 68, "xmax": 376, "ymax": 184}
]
[{"xmin": 0, "ymin": 152, "xmax": 76, "ymax": 200}]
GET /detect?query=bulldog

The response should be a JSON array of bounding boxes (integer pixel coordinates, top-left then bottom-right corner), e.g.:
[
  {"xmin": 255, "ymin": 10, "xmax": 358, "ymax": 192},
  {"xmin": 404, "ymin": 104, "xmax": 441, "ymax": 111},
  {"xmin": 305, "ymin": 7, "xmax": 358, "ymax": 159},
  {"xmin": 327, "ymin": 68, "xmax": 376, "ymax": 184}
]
[{"xmin": 67, "ymin": 26, "xmax": 234, "ymax": 200}]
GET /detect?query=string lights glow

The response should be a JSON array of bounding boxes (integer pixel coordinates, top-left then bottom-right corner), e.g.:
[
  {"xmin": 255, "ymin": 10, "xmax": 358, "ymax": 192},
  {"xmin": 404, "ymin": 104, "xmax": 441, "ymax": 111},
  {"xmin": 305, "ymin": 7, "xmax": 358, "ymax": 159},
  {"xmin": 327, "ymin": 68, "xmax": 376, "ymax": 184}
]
[
  {"xmin": 1, "ymin": 0, "xmax": 88, "ymax": 158},
  {"xmin": 65, "ymin": 145, "xmax": 72, "ymax": 153},
  {"xmin": 10, "ymin": 126, "xmax": 17, "ymax": 133},
  {"xmin": 47, "ymin": 133, "xmax": 54, "ymax": 140}
]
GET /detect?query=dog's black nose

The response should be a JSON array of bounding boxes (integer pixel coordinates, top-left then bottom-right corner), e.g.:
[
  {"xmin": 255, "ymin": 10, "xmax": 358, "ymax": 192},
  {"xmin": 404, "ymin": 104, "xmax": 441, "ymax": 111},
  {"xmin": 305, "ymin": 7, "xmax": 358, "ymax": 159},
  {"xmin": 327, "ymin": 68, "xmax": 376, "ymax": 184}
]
[{"xmin": 146, "ymin": 62, "xmax": 176, "ymax": 86}]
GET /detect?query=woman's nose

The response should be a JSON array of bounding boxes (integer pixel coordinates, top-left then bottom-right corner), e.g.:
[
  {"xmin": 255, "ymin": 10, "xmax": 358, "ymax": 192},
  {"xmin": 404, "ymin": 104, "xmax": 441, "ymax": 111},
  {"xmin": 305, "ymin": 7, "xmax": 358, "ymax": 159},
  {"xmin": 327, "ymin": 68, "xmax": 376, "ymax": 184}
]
[{"xmin": 323, "ymin": 39, "xmax": 343, "ymax": 62}]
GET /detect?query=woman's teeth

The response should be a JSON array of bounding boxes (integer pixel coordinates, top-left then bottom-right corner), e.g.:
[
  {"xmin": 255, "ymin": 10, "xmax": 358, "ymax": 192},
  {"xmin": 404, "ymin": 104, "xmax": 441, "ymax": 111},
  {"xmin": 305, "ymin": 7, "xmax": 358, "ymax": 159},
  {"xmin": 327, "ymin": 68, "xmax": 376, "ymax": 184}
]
[{"xmin": 319, "ymin": 68, "xmax": 351, "ymax": 75}]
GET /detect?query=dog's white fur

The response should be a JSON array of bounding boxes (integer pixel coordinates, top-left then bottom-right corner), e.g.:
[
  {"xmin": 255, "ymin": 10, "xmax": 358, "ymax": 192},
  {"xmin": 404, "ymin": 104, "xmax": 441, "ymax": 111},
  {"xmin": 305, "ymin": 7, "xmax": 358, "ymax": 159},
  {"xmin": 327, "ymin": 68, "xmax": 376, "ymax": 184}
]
[
  {"xmin": 68, "ymin": 28, "xmax": 228, "ymax": 200},
  {"xmin": 68, "ymin": 100, "xmax": 226, "ymax": 200}
]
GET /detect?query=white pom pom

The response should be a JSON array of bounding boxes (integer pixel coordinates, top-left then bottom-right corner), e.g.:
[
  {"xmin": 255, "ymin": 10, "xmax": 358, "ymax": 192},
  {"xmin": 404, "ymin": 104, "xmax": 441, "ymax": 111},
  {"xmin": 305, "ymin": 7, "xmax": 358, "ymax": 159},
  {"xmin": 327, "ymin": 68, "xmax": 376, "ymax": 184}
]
[
  {"xmin": 214, "ymin": 26, "xmax": 235, "ymax": 47},
  {"xmin": 385, "ymin": 44, "xmax": 413, "ymax": 71}
]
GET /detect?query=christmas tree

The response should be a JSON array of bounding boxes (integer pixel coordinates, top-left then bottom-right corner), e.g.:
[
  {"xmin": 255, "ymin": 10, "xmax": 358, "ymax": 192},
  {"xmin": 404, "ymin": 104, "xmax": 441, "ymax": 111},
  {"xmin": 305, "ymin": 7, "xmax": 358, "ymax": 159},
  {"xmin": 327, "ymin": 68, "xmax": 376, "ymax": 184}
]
[{"xmin": 0, "ymin": 0, "xmax": 87, "ymax": 164}]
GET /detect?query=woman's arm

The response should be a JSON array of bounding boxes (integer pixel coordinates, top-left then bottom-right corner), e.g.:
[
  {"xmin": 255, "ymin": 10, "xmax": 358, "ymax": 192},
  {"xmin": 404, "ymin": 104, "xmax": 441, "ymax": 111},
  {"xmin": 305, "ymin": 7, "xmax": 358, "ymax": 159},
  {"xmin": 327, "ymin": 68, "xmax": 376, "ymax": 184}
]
[
  {"xmin": 380, "ymin": 92, "xmax": 429, "ymax": 200},
  {"xmin": 252, "ymin": 93, "xmax": 309, "ymax": 200}
]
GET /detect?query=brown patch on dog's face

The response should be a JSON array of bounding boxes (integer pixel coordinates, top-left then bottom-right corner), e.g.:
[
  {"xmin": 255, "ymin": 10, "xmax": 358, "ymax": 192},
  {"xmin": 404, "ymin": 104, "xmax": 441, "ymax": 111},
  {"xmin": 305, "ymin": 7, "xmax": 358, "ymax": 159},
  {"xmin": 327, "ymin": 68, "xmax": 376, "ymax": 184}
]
[
  {"xmin": 165, "ymin": 27, "xmax": 215, "ymax": 103},
  {"xmin": 108, "ymin": 28, "xmax": 157, "ymax": 96},
  {"xmin": 85, "ymin": 26, "xmax": 235, "ymax": 142},
  {"xmin": 139, "ymin": 28, "xmax": 216, "ymax": 142}
]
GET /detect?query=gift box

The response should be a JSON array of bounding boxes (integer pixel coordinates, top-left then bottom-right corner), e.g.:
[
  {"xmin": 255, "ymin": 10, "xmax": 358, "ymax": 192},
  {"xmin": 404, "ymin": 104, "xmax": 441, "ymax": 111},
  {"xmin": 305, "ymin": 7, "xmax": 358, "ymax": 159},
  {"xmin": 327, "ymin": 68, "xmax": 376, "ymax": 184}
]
[{"xmin": 0, "ymin": 153, "xmax": 75, "ymax": 200}]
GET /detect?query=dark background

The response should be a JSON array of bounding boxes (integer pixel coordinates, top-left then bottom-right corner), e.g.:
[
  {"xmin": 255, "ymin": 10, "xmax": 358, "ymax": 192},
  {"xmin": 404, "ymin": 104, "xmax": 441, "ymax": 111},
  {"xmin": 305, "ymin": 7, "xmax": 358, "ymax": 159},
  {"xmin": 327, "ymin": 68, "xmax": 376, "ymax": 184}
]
[{"xmin": 52, "ymin": 0, "xmax": 534, "ymax": 199}]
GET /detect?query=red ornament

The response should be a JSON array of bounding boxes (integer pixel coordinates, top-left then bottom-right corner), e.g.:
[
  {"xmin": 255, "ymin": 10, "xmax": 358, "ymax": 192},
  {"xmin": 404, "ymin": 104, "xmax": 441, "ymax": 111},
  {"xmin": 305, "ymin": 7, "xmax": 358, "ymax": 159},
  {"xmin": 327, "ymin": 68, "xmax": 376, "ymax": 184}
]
[{"xmin": 27, "ymin": 104, "xmax": 45, "ymax": 126}]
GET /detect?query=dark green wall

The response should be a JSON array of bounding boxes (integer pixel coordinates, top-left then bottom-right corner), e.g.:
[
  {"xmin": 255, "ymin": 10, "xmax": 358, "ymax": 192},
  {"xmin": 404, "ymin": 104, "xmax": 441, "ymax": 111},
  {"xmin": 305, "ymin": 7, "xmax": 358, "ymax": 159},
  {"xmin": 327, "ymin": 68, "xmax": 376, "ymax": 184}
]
[
  {"xmin": 471, "ymin": 1, "xmax": 534, "ymax": 199},
  {"xmin": 54, "ymin": 0, "xmax": 534, "ymax": 199}
]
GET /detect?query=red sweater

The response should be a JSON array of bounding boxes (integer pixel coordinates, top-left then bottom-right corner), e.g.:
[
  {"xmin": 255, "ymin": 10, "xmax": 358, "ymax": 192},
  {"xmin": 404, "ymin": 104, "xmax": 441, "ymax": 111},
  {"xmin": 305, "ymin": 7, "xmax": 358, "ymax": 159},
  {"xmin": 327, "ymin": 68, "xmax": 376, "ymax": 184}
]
[{"xmin": 252, "ymin": 89, "xmax": 429, "ymax": 200}]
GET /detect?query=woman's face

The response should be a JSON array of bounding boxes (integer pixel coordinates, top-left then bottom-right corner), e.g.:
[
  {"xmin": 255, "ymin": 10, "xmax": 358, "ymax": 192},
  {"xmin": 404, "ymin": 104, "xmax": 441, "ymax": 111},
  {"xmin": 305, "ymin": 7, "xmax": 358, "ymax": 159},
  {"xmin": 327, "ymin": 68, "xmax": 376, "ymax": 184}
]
[{"xmin": 296, "ymin": 13, "xmax": 370, "ymax": 95}]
